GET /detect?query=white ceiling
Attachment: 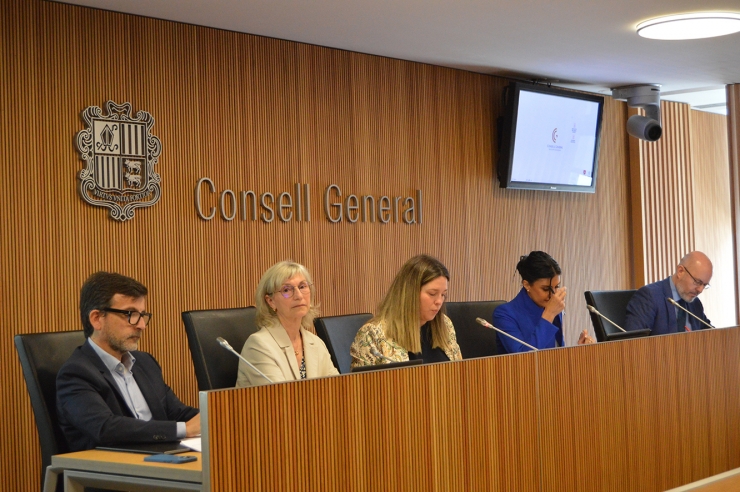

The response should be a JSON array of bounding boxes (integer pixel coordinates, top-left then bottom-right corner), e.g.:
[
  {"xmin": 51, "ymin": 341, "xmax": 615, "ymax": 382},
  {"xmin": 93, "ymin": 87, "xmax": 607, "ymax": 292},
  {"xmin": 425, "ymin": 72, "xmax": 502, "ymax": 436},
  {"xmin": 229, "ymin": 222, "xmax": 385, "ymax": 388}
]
[{"xmin": 56, "ymin": 0, "xmax": 740, "ymax": 114}]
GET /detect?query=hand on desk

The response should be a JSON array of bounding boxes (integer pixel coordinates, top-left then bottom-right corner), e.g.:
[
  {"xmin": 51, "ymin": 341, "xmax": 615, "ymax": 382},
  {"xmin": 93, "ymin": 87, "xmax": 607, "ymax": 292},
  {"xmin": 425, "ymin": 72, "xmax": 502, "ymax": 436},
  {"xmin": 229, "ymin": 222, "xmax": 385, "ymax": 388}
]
[
  {"xmin": 185, "ymin": 414, "xmax": 201, "ymax": 437},
  {"xmin": 577, "ymin": 330, "xmax": 596, "ymax": 345}
]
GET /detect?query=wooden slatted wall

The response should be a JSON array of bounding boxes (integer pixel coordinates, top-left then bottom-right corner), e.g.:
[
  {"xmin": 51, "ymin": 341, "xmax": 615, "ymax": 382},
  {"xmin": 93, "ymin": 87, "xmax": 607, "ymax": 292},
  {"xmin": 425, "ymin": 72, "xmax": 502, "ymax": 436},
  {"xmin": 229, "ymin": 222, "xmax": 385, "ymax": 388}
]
[
  {"xmin": 0, "ymin": 0, "xmax": 733, "ymax": 489},
  {"xmin": 205, "ymin": 328, "xmax": 740, "ymax": 491},
  {"xmin": 727, "ymin": 84, "xmax": 740, "ymax": 325},
  {"xmin": 630, "ymin": 102, "xmax": 695, "ymax": 284},
  {"xmin": 690, "ymin": 110, "xmax": 735, "ymax": 328},
  {"xmin": 629, "ymin": 100, "xmax": 736, "ymax": 328}
]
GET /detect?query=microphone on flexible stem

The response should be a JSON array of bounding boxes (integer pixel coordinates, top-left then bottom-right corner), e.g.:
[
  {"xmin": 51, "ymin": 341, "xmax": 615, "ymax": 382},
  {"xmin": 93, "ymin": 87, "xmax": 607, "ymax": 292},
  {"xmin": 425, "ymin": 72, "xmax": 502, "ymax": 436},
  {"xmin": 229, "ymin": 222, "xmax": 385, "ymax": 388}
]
[
  {"xmin": 666, "ymin": 298, "xmax": 715, "ymax": 329},
  {"xmin": 216, "ymin": 337, "xmax": 273, "ymax": 383},
  {"xmin": 475, "ymin": 318, "xmax": 539, "ymax": 351},
  {"xmin": 586, "ymin": 305, "xmax": 627, "ymax": 333},
  {"xmin": 370, "ymin": 348, "xmax": 396, "ymax": 364}
]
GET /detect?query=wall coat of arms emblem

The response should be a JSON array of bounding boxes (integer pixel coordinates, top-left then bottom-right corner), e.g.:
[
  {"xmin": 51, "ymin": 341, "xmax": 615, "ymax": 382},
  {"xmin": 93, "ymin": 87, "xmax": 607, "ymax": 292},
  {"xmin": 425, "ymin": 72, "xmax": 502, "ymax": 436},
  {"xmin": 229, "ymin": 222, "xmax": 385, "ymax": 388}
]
[{"xmin": 76, "ymin": 101, "xmax": 162, "ymax": 221}]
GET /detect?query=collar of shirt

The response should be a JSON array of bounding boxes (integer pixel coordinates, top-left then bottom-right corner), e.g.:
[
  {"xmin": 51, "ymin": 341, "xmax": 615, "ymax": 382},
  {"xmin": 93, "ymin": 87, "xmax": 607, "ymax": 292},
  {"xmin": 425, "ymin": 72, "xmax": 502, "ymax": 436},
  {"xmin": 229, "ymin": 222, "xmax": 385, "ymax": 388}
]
[{"xmin": 87, "ymin": 337, "xmax": 137, "ymax": 375}]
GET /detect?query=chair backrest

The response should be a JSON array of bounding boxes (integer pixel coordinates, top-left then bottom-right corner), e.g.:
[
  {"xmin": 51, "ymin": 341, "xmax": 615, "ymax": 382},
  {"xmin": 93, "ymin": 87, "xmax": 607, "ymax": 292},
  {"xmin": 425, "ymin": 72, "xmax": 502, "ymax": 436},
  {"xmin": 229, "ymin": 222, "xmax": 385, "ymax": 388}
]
[
  {"xmin": 314, "ymin": 313, "xmax": 373, "ymax": 374},
  {"xmin": 181, "ymin": 307, "xmax": 259, "ymax": 390},
  {"xmin": 584, "ymin": 290, "xmax": 637, "ymax": 342},
  {"xmin": 445, "ymin": 301, "xmax": 505, "ymax": 359},
  {"xmin": 14, "ymin": 330, "xmax": 86, "ymax": 489}
]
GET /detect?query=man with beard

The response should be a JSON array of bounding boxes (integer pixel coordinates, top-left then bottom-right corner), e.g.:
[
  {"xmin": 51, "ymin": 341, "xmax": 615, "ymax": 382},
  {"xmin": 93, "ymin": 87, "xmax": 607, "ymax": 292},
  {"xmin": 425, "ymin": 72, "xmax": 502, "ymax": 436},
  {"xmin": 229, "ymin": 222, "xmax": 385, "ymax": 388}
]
[
  {"xmin": 624, "ymin": 251, "xmax": 713, "ymax": 335},
  {"xmin": 57, "ymin": 272, "xmax": 200, "ymax": 452}
]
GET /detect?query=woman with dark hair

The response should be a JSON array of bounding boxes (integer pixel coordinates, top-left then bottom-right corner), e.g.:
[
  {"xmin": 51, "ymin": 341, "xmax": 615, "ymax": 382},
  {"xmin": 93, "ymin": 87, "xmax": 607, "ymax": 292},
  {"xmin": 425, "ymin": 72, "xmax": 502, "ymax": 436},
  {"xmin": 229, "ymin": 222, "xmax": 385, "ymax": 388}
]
[
  {"xmin": 350, "ymin": 255, "xmax": 462, "ymax": 367},
  {"xmin": 493, "ymin": 251, "xmax": 594, "ymax": 354}
]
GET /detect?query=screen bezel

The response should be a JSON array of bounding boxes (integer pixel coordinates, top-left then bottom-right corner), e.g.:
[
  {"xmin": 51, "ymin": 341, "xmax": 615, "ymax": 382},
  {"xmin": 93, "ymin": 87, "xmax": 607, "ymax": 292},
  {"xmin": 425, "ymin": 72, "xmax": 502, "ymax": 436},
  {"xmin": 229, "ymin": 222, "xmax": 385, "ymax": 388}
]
[{"xmin": 497, "ymin": 81, "xmax": 605, "ymax": 193}]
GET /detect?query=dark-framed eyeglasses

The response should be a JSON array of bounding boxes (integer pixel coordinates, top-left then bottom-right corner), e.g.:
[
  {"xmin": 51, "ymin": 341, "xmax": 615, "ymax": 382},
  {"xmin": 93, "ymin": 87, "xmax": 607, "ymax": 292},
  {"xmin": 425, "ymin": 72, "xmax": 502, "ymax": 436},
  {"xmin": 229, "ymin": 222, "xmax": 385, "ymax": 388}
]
[
  {"xmin": 102, "ymin": 308, "xmax": 153, "ymax": 326},
  {"xmin": 273, "ymin": 282, "xmax": 312, "ymax": 299},
  {"xmin": 681, "ymin": 265, "xmax": 711, "ymax": 290}
]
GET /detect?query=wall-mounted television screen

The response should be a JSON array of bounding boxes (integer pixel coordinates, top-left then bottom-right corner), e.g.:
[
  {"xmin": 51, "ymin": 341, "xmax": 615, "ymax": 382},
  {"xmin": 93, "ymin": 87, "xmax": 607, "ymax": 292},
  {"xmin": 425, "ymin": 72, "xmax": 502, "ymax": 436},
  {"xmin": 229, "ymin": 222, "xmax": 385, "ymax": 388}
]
[{"xmin": 497, "ymin": 82, "xmax": 604, "ymax": 193}]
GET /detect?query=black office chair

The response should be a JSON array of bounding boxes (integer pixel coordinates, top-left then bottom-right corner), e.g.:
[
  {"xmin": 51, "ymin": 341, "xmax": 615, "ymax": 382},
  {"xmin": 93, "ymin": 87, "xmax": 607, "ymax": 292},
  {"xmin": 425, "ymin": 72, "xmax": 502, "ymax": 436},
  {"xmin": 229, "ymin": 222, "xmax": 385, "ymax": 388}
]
[
  {"xmin": 15, "ymin": 330, "xmax": 86, "ymax": 492},
  {"xmin": 584, "ymin": 290, "xmax": 647, "ymax": 342},
  {"xmin": 314, "ymin": 313, "xmax": 373, "ymax": 374},
  {"xmin": 445, "ymin": 301, "xmax": 505, "ymax": 359},
  {"xmin": 182, "ymin": 307, "xmax": 259, "ymax": 390}
]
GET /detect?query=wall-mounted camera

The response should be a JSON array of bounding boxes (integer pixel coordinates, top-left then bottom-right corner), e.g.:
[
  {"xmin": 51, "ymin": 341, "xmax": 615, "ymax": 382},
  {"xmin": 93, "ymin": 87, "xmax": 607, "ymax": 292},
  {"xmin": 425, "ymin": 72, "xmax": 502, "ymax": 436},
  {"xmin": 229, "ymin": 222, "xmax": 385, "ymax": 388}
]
[{"xmin": 612, "ymin": 84, "xmax": 662, "ymax": 142}]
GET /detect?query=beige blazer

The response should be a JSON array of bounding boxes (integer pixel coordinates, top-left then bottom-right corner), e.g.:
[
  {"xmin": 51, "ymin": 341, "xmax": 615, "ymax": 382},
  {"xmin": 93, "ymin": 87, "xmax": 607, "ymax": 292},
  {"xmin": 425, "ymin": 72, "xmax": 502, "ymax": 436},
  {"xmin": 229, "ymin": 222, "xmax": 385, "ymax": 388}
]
[{"xmin": 235, "ymin": 324, "xmax": 339, "ymax": 388}]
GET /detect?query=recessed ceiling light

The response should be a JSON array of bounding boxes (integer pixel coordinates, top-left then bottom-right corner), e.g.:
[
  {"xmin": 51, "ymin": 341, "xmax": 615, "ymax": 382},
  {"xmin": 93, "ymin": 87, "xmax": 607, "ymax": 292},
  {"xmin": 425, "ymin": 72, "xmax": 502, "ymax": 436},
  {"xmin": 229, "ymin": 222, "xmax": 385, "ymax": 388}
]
[{"xmin": 637, "ymin": 12, "xmax": 740, "ymax": 40}]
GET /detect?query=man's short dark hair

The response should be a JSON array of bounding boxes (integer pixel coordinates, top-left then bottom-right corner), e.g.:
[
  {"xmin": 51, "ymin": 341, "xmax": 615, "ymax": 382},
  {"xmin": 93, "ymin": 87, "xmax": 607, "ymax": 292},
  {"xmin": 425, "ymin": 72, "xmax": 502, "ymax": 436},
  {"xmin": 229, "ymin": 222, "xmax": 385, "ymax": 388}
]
[{"xmin": 80, "ymin": 272, "xmax": 148, "ymax": 337}]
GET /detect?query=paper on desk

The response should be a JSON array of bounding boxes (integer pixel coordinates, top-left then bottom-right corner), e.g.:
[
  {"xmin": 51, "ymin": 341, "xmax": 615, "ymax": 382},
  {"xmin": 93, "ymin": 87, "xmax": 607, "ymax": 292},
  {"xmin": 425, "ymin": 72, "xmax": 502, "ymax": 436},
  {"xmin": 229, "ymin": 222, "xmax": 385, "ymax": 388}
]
[{"xmin": 180, "ymin": 437, "xmax": 201, "ymax": 452}]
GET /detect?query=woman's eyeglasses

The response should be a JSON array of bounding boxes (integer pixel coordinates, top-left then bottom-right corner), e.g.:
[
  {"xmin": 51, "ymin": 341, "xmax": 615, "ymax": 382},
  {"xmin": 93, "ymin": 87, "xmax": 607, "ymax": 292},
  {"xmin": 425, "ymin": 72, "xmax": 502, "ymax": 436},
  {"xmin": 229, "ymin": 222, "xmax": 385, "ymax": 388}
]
[{"xmin": 274, "ymin": 283, "xmax": 312, "ymax": 299}]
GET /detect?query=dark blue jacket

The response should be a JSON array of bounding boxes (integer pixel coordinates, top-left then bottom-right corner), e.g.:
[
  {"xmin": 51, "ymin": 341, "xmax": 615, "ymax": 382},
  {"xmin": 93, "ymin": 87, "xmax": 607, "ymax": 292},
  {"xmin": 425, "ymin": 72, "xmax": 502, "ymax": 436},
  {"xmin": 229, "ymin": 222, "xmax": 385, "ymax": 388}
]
[
  {"xmin": 57, "ymin": 340, "xmax": 199, "ymax": 452},
  {"xmin": 624, "ymin": 277, "xmax": 710, "ymax": 335},
  {"xmin": 493, "ymin": 287, "xmax": 563, "ymax": 354}
]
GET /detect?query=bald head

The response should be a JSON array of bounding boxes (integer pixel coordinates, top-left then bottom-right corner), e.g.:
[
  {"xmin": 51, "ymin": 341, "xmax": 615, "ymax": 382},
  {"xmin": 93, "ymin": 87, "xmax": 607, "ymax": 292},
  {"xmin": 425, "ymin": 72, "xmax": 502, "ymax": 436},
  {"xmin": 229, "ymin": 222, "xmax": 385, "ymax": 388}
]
[
  {"xmin": 673, "ymin": 251, "xmax": 713, "ymax": 302},
  {"xmin": 680, "ymin": 251, "xmax": 713, "ymax": 275}
]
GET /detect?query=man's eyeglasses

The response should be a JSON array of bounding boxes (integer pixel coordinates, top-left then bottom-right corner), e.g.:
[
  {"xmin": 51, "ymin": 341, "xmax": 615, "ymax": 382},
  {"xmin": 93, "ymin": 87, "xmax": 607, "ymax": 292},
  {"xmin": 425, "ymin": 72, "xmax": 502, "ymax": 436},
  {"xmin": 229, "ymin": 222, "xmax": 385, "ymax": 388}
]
[
  {"xmin": 103, "ymin": 308, "xmax": 153, "ymax": 326},
  {"xmin": 273, "ymin": 282, "xmax": 312, "ymax": 299},
  {"xmin": 681, "ymin": 265, "xmax": 711, "ymax": 290}
]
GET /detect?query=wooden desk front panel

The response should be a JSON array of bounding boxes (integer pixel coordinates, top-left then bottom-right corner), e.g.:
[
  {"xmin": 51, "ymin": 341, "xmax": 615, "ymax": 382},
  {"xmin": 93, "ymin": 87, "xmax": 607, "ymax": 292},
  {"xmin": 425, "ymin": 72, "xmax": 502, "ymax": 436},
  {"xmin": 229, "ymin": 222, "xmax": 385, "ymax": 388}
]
[
  {"xmin": 538, "ymin": 328, "xmax": 740, "ymax": 492},
  {"xmin": 205, "ymin": 328, "xmax": 740, "ymax": 491},
  {"xmin": 206, "ymin": 354, "xmax": 539, "ymax": 491}
]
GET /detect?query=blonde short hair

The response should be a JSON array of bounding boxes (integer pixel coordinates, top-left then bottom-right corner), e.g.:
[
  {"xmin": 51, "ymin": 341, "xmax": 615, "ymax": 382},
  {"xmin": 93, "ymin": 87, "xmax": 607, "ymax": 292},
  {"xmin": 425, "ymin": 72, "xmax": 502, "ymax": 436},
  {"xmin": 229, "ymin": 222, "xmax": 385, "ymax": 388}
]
[{"xmin": 255, "ymin": 261, "xmax": 319, "ymax": 332}]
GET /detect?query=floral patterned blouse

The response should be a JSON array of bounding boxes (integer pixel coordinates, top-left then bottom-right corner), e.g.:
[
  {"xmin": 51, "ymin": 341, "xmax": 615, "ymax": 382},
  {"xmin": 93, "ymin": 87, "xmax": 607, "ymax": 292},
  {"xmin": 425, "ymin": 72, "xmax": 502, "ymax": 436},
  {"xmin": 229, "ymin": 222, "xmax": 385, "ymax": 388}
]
[
  {"xmin": 349, "ymin": 314, "xmax": 462, "ymax": 368},
  {"xmin": 298, "ymin": 354, "xmax": 307, "ymax": 379}
]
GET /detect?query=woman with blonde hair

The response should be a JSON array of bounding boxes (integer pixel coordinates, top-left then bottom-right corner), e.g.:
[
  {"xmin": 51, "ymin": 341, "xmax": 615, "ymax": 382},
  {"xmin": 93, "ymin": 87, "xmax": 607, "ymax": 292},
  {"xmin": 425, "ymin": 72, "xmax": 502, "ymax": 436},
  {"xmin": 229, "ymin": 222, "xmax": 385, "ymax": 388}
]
[
  {"xmin": 236, "ymin": 261, "xmax": 338, "ymax": 387},
  {"xmin": 350, "ymin": 255, "xmax": 462, "ymax": 367}
]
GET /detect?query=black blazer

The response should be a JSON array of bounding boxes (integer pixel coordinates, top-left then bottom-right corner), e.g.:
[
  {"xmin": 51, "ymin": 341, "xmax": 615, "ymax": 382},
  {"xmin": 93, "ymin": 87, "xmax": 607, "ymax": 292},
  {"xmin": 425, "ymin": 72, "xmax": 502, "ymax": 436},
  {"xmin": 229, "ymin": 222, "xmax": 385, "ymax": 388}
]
[{"xmin": 56, "ymin": 340, "xmax": 199, "ymax": 452}]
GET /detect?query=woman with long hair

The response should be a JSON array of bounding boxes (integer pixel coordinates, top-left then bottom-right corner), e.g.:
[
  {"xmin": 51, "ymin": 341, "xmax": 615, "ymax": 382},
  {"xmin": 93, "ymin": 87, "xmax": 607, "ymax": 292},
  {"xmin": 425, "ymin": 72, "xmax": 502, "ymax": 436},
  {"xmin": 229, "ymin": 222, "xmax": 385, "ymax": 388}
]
[{"xmin": 350, "ymin": 255, "xmax": 462, "ymax": 367}]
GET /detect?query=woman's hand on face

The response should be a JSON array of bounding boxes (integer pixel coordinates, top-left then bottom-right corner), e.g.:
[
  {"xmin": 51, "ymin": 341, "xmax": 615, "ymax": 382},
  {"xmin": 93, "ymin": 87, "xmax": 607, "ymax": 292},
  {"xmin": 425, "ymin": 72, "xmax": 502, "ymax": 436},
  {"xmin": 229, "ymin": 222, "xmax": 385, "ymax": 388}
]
[
  {"xmin": 577, "ymin": 329, "xmax": 596, "ymax": 345},
  {"xmin": 541, "ymin": 286, "xmax": 566, "ymax": 322}
]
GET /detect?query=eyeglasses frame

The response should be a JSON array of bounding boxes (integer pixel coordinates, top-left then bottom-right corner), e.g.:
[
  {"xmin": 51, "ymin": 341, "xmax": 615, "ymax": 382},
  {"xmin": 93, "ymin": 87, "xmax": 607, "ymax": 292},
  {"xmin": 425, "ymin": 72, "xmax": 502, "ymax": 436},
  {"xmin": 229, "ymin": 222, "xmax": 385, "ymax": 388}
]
[
  {"xmin": 272, "ymin": 282, "xmax": 313, "ymax": 299},
  {"xmin": 102, "ymin": 307, "xmax": 153, "ymax": 326},
  {"xmin": 681, "ymin": 264, "xmax": 711, "ymax": 290}
]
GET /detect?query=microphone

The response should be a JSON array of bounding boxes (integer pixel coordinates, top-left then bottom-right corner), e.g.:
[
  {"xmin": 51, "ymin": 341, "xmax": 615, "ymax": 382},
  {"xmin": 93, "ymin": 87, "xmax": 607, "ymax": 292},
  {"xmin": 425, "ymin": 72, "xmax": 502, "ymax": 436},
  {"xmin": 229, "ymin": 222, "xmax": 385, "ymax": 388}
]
[
  {"xmin": 370, "ymin": 348, "xmax": 395, "ymax": 364},
  {"xmin": 586, "ymin": 305, "xmax": 627, "ymax": 333},
  {"xmin": 475, "ymin": 318, "xmax": 538, "ymax": 351},
  {"xmin": 666, "ymin": 298, "xmax": 715, "ymax": 329},
  {"xmin": 216, "ymin": 337, "xmax": 273, "ymax": 384}
]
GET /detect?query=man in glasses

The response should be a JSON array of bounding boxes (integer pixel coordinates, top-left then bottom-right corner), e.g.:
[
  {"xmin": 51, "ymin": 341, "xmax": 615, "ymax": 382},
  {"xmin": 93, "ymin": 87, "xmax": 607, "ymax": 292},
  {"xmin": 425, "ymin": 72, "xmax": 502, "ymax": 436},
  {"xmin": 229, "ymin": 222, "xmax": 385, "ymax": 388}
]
[
  {"xmin": 56, "ymin": 272, "xmax": 200, "ymax": 452},
  {"xmin": 625, "ymin": 251, "xmax": 713, "ymax": 335}
]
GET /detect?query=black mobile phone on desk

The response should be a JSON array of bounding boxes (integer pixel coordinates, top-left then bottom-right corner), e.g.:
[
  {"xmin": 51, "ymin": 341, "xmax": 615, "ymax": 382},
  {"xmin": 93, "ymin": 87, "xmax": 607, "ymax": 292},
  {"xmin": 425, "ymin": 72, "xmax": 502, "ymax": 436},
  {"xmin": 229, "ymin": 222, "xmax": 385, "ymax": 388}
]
[{"xmin": 143, "ymin": 454, "xmax": 197, "ymax": 464}]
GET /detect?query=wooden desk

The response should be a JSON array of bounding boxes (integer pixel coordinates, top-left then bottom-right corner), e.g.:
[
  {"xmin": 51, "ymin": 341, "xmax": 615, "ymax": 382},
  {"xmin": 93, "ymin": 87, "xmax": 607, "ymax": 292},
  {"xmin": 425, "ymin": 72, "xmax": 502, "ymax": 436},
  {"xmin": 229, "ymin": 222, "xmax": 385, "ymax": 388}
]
[
  {"xmin": 51, "ymin": 329, "xmax": 740, "ymax": 491},
  {"xmin": 665, "ymin": 467, "xmax": 740, "ymax": 491},
  {"xmin": 201, "ymin": 327, "xmax": 740, "ymax": 491},
  {"xmin": 50, "ymin": 449, "xmax": 202, "ymax": 492}
]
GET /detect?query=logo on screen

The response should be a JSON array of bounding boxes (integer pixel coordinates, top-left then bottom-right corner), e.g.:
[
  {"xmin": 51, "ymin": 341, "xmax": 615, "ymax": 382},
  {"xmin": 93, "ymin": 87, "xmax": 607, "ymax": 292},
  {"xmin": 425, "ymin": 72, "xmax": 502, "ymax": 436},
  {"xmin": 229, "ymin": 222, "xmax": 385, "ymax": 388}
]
[
  {"xmin": 552, "ymin": 128, "xmax": 558, "ymax": 143},
  {"xmin": 76, "ymin": 101, "xmax": 162, "ymax": 221}
]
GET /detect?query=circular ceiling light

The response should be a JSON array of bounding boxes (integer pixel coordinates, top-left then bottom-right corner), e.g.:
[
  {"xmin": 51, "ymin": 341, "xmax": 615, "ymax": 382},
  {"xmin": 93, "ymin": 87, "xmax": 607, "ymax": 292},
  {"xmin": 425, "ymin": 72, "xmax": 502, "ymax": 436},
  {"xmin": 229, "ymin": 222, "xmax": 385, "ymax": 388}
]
[{"xmin": 637, "ymin": 12, "xmax": 740, "ymax": 40}]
